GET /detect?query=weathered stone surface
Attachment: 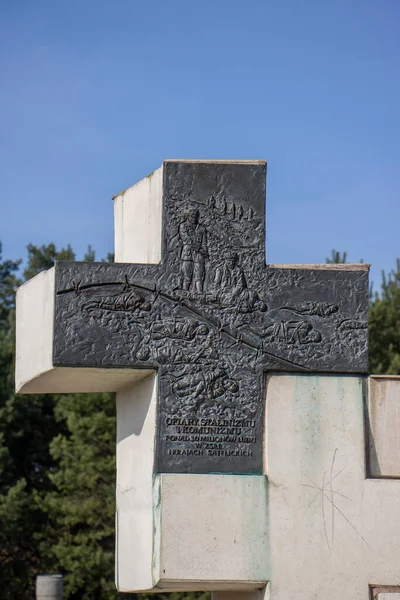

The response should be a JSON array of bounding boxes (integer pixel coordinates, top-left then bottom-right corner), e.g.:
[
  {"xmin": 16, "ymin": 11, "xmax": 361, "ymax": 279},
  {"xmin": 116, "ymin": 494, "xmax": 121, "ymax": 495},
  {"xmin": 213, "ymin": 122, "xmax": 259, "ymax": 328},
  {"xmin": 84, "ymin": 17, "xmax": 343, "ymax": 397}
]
[
  {"xmin": 53, "ymin": 161, "xmax": 369, "ymax": 474},
  {"xmin": 116, "ymin": 375, "xmax": 157, "ymax": 592},
  {"xmin": 265, "ymin": 375, "xmax": 400, "ymax": 599},
  {"xmin": 155, "ymin": 473, "xmax": 269, "ymax": 587},
  {"xmin": 367, "ymin": 376, "xmax": 400, "ymax": 477},
  {"xmin": 36, "ymin": 575, "xmax": 63, "ymax": 600},
  {"xmin": 116, "ymin": 375, "xmax": 400, "ymax": 594},
  {"xmin": 116, "ymin": 378, "xmax": 269, "ymax": 592}
]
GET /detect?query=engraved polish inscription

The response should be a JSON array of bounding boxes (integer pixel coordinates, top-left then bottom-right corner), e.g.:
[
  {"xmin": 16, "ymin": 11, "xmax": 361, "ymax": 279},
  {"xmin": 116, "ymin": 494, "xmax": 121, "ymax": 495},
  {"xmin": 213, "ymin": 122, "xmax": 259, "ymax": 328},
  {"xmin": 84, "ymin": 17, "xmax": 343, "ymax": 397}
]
[{"xmin": 53, "ymin": 161, "xmax": 369, "ymax": 475}]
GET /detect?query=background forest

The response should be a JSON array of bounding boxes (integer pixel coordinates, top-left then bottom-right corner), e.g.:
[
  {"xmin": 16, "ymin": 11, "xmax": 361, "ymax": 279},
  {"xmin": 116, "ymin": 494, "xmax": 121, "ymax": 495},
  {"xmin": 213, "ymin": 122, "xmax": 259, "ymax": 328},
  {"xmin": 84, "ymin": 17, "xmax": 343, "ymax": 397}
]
[{"xmin": 0, "ymin": 242, "xmax": 399, "ymax": 599}]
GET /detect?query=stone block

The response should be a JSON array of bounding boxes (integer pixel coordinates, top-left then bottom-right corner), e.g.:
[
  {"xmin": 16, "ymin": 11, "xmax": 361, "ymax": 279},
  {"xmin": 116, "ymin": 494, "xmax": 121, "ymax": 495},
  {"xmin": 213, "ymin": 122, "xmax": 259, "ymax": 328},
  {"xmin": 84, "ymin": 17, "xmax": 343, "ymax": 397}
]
[
  {"xmin": 116, "ymin": 378, "xmax": 268, "ymax": 592},
  {"xmin": 264, "ymin": 374, "xmax": 400, "ymax": 599},
  {"xmin": 15, "ymin": 268, "xmax": 147, "ymax": 394},
  {"xmin": 116, "ymin": 374, "xmax": 157, "ymax": 592},
  {"xmin": 156, "ymin": 474, "xmax": 269, "ymax": 589},
  {"xmin": 113, "ymin": 165, "xmax": 162, "ymax": 264},
  {"xmin": 367, "ymin": 376, "xmax": 400, "ymax": 477},
  {"xmin": 16, "ymin": 268, "xmax": 54, "ymax": 393},
  {"xmin": 36, "ymin": 574, "xmax": 63, "ymax": 599},
  {"xmin": 373, "ymin": 591, "xmax": 400, "ymax": 600}
]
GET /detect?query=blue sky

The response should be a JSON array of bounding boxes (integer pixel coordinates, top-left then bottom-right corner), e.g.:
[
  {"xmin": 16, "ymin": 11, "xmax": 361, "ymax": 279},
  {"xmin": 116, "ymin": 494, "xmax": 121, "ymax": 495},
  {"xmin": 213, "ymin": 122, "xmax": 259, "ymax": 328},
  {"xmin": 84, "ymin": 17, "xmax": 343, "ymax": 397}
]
[{"xmin": 1, "ymin": 0, "xmax": 399, "ymax": 287}]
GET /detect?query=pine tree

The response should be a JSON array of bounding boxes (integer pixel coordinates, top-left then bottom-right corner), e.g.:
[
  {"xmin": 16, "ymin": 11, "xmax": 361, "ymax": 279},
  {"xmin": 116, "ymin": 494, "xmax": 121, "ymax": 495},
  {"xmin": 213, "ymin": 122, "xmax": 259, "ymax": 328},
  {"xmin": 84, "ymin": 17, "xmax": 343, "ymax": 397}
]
[
  {"xmin": 43, "ymin": 392, "xmax": 118, "ymax": 599},
  {"xmin": 0, "ymin": 243, "xmax": 57, "ymax": 597},
  {"xmin": 325, "ymin": 249, "xmax": 400, "ymax": 374},
  {"xmin": 369, "ymin": 259, "xmax": 400, "ymax": 374},
  {"xmin": 326, "ymin": 249, "xmax": 347, "ymax": 264},
  {"xmin": 23, "ymin": 243, "xmax": 76, "ymax": 280},
  {"xmin": 0, "ymin": 243, "xmax": 105, "ymax": 598}
]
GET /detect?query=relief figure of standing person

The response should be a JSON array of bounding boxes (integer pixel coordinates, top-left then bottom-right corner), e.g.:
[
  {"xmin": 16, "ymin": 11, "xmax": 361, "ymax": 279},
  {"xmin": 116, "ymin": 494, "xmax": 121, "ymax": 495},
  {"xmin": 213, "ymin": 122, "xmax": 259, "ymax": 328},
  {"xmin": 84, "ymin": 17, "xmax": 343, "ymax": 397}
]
[{"xmin": 179, "ymin": 208, "xmax": 208, "ymax": 293}]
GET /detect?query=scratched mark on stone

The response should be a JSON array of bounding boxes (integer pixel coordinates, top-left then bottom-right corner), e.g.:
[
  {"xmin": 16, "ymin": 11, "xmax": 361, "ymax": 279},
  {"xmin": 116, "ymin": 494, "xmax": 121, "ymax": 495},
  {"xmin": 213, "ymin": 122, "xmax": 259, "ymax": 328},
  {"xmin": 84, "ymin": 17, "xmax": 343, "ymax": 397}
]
[{"xmin": 302, "ymin": 449, "xmax": 370, "ymax": 550}]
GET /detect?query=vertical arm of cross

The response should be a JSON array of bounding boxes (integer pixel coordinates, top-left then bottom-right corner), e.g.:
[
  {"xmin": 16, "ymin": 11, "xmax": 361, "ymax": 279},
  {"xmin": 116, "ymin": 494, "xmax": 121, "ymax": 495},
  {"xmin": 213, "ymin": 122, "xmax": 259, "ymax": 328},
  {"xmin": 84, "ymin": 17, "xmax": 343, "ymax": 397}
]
[{"xmin": 112, "ymin": 162, "xmax": 269, "ymax": 592}]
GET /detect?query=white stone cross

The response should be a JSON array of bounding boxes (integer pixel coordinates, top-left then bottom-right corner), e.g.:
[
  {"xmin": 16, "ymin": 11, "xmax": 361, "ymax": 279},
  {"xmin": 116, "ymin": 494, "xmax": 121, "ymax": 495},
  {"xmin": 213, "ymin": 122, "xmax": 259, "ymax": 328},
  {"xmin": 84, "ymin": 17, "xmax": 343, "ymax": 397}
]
[{"xmin": 16, "ymin": 161, "xmax": 400, "ymax": 598}]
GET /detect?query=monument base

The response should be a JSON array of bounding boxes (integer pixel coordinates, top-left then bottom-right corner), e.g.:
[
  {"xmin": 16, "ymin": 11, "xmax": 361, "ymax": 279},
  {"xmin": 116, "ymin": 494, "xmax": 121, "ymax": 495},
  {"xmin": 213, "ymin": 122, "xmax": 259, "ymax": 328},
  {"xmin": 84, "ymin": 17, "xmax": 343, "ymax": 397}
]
[
  {"xmin": 116, "ymin": 374, "xmax": 400, "ymax": 598},
  {"xmin": 116, "ymin": 374, "xmax": 269, "ymax": 592}
]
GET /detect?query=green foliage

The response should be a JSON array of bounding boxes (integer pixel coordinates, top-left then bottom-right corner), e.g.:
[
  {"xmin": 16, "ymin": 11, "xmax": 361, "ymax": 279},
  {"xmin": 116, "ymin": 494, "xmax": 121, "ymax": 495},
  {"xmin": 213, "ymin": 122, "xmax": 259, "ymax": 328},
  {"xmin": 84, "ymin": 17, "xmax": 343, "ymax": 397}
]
[
  {"xmin": 0, "ymin": 242, "xmax": 207, "ymax": 600},
  {"xmin": 326, "ymin": 249, "xmax": 347, "ymax": 264},
  {"xmin": 0, "ymin": 243, "xmax": 121, "ymax": 599},
  {"xmin": 0, "ymin": 241, "xmax": 20, "ymax": 327},
  {"xmin": 369, "ymin": 259, "xmax": 400, "ymax": 374},
  {"xmin": 1, "ymin": 243, "xmax": 398, "ymax": 598},
  {"xmin": 325, "ymin": 249, "xmax": 400, "ymax": 375},
  {"xmin": 0, "ymin": 244, "xmax": 57, "ymax": 597},
  {"xmin": 23, "ymin": 243, "xmax": 76, "ymax": 280},
  {"xmin": 83, "ymin": 245, "xmax": 96, "ymax": 262},
  {"xmin": 103, "ymin": 252, "xmax": 115, "ymax": 263},
  {"xmin": 43, "ymin": 392, "xmax": 116, "ymax": 599},
  {"xmin": 1, "ymin": 242, "xmax": 208, "ymax": 599}
]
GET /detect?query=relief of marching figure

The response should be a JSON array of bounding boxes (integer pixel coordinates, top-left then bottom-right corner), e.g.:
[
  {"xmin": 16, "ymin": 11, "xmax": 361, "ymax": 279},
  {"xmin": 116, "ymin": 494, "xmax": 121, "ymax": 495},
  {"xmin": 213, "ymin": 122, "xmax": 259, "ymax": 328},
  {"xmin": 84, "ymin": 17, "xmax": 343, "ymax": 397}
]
[
  {"xmin": 171, "ymin": 199, "xmax": 265, "ymax": 316},
  {"xmin": 178, "ymin": 208, "xmax": 208, "ymax": 293},
  {"xmin": 207, "ymin": 194, "xmax": 254, "ymax": 221}
]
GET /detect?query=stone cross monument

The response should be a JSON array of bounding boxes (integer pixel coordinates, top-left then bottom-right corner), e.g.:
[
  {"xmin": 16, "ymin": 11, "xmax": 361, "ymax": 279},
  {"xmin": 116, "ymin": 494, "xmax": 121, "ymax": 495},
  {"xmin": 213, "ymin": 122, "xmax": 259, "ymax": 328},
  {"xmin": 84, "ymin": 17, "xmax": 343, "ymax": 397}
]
[{"xmin": 16, "ymin": 160, "xmax": 400, "ymax": 599}]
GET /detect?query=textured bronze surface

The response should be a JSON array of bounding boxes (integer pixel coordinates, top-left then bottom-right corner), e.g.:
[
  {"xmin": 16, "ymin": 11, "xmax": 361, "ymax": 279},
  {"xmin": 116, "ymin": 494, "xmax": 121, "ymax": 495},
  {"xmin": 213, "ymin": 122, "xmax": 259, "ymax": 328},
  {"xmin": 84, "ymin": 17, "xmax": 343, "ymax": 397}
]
[{"xmin": 54, "ymin": 161, "xmax": 369, "ymax": 474}]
